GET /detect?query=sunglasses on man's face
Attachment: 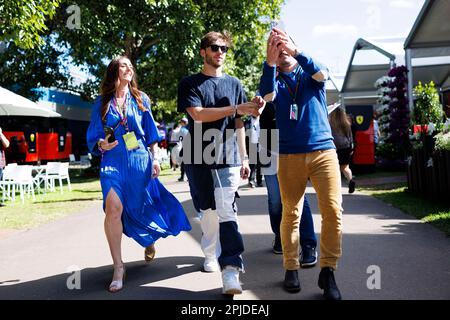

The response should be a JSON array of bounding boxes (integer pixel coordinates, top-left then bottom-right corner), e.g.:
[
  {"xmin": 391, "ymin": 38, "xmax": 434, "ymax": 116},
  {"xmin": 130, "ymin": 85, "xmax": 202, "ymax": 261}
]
[{"xmin": 209, "ymin": 44, "xmax": 229, "ymax": 53}]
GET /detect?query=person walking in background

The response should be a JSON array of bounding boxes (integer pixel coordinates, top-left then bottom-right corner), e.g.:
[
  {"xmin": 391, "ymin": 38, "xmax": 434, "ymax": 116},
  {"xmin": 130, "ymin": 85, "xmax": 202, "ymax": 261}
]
[
  {"xmin": 245, "ymin": 116, "xmax": 263, "ymax": 188},
  {"xmin": 166, "ymin": 127, "xmax": 176, "ymax": 169},
  {"xmin": 169, "ymin": 125, "xmax": 181, "ymax": 170},
  {"xmin": 259, "ymin": 27, "xmax": 343, "ymax": 300},
  {"xmin": 86, "ymin": 55, "xmax": 191, "ymax": 293},
  {"xmin": 373, "ymin": 109, "xmax": 381, "ymax": 159},
  {"xmin": 0, "ymin": 126, "xmax": 10, "ymax": 179},
  {"xmin": 178, "ymin": 31, "xmax": 263, "ymax": 295},
  {"xmin": 328, "ymin": 105, "xmax": 356, "ymax": 194},
  {"xmin": 174, "ymin": 117, "xmax": 189, "ymax": 182}
]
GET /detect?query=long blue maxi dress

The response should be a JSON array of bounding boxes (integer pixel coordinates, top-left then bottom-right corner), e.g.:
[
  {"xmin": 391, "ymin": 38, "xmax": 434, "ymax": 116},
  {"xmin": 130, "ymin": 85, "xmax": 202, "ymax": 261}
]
[{"xmin": 86, "ymin": 92, "xmax": 191, "ymax": 247}]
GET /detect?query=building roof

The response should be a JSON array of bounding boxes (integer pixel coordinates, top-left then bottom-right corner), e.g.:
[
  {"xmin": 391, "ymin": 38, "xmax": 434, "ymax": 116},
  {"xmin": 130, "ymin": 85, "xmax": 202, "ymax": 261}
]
[
  {"xmin": 404, "ymin": 0, "xmax": 450, "ymax": 90},
  {"xmin": 341, "ymin": 37, "xmax": 405, "ymax": 104}
]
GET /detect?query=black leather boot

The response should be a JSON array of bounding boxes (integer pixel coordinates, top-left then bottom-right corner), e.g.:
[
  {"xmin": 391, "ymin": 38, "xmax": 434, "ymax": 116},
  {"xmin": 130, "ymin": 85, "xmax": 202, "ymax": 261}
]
[
  {"xmin": 318, "ymin": 267, "xmax": 342, "ymax": 300},
  {"xmin": 284, "ymin": 270, "xmax": 301, "ymax": 293}
]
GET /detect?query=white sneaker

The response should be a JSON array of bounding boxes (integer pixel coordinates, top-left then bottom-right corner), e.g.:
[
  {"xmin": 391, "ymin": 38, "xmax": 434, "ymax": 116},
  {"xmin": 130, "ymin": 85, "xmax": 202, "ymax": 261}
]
[
  {"xmin": 222, "ymin": 266, "xmax": 242, "ymax": 295},
  {"xmin": 203, "ymin": 258, "xmax": 220, "ymax": 272}
]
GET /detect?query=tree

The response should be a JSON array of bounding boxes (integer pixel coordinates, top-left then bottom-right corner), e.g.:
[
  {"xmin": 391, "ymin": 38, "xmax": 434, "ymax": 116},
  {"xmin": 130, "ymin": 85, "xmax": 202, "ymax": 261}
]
[
  {"xmin": 0, "ymin": 0, "xmax": 283, "ymax": 122},
  {"xmin": 0, "ymin": 38, "xmax": 69, "ymax": 101},
  {"xmin": 410, "ymin": 80, "xmax": 444, "ymax": 154},
  {"xmin": 412, "ymin": 81, "xmax": 443, "ymax": 126},
  {"xmin": 0, "ymin": 0, "xmax": 61, "ymax": 49},
  {"xmin": 48, "ymin": 0, "xmax": 283, "ymax": 120}
]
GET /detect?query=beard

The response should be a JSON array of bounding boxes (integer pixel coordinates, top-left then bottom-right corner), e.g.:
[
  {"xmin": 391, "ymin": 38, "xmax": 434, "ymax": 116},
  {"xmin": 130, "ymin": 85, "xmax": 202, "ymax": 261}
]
[{"xmin": 205, "ymin": 54, "xmax": 223, "ymax": 68}]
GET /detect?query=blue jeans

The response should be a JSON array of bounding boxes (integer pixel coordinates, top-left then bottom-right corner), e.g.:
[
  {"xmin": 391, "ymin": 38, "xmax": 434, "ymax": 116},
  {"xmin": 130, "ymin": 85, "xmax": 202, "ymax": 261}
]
[{"xmin": 264, "ymin": 174, "xmax": 317, "ymax": 249}]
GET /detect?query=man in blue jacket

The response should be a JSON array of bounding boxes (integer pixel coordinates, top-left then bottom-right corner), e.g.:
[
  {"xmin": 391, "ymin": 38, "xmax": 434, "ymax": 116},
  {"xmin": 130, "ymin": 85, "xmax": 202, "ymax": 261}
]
[{"xmin": 259, "ymin": 27, "xmax": 343, "ymax": 300}]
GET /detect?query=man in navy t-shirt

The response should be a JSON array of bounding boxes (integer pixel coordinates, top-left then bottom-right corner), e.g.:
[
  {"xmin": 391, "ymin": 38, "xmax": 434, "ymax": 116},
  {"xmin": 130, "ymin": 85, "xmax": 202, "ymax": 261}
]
[
  {"xmin": 177, "ymin": 31, "xmax": 264, "ymax": 295},
  {"xmin": 259, "ymin": 27, "xmax": 343, "ymax": 300}
]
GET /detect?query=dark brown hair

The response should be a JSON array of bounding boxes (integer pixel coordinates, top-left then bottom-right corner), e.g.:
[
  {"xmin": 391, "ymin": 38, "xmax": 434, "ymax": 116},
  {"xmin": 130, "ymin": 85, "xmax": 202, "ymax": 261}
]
[
  {"xmin": 329, "ymin": 107, "xmax": 352, "ymax": 136},
  {"xmin": 200, "ymin": 31, "xmax": 232, "ymax": 50},
  {"xmin": 100, "ymin": 56, "xmax": 146, "ymax": 121}
]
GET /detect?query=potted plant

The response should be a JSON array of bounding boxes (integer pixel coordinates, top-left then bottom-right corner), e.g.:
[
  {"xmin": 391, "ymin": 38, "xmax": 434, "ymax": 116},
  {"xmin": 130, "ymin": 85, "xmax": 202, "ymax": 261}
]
[{"xmin": 408, "ymin": 81, "xmax": 444, "ymax": 198}]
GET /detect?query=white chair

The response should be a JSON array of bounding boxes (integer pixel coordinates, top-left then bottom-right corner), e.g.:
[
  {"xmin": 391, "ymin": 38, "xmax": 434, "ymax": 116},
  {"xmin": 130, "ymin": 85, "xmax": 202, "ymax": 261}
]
[
  {"xmin": 45, "ymin": 162, "xmax": 72, "ymax": 194},
  {"xmin": 80, "ymin": 155, "xmax": 91, "ymax": 166},
  {"xmin": 32, "ymin": 164, "xmax": 47, "ymax": 194},
  {"xmin": 13, "ymin": 165, "xmax": 36, "ymax": 204},
  {"xmin": 1, "ymin": 164, "xmax": 18, "ymax": 202}
]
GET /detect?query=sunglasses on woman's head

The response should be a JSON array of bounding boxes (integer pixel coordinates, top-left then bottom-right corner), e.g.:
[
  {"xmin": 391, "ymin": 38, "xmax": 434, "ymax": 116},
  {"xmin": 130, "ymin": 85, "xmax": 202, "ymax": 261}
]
[{"xmin": 208, "ymin": 44, "xmax": 229, "ymax": 53}]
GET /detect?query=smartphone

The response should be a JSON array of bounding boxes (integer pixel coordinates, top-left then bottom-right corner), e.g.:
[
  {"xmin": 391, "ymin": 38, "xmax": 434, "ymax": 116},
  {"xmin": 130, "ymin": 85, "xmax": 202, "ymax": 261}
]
[
  {"xmin": 103, "ymin": 126, "xmax": 116, "ymax": 143},
  {"xmin": 270, "ymin": 21, "xmax": 279, "ymax": 30}
]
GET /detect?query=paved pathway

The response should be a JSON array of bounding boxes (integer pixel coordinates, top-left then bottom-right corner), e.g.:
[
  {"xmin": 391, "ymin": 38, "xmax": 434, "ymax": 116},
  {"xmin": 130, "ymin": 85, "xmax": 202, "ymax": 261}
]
[{"xmin": 1, "ymin": 176, "xmax": 449, "ymax": 301}]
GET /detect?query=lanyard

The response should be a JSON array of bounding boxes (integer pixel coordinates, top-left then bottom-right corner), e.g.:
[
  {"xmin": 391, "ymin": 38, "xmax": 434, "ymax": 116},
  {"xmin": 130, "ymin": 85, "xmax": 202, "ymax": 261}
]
[
  {"xmin": 278, "ymin": 68, "xmax": 301, "ymax": 103},
  {"xmin": 112, "ymin": 92, "xmax": 130, "ymax": 131}
]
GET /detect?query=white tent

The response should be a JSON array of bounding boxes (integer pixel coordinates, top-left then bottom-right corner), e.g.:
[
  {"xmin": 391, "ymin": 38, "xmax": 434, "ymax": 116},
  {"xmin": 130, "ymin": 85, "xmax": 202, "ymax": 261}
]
[
  {"xmin": 340, "ymin": 37, "xmax": 405, "ymax": 106},
  {"xmin": 0, "ymin": 86, "xmax": 61, "ymax": 117},
  {"xmin": 404, "ymin": 0, "xmax": 450, "ymax": 109}
]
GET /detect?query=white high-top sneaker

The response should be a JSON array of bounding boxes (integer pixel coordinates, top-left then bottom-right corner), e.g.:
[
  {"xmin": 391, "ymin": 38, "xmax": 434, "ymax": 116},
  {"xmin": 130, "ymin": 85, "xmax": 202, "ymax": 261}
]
[{"xmin": 222, "ymin": 266, "xmax": 242, "ymax": 295}]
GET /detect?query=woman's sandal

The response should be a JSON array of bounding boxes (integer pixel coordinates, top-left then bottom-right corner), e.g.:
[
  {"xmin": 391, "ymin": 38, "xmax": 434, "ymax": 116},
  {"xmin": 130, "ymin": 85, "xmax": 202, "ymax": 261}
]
[{"xmin": 145, "ymin": 243, "xmax": 156, "ymax": 263}]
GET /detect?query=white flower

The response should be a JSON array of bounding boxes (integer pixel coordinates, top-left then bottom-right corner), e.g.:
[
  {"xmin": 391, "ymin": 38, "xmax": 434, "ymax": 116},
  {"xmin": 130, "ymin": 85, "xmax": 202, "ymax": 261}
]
[{"xmin": 375, "ymin": 76, "xmax": 392, "ymax": 88}]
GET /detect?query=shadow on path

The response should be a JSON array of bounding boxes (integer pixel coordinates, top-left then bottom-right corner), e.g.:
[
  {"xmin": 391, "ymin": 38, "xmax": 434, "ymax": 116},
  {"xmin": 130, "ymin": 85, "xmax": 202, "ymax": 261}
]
[{"xmin": 0, "ymin": 256, "xmax": 232, "ymax": 300}]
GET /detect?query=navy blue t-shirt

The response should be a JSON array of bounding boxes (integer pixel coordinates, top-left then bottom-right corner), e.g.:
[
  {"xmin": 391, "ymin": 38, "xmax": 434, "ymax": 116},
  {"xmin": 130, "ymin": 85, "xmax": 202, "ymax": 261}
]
[{"xmin": 177, "ymin": 72, "xmax": 247, "ymax": 168}]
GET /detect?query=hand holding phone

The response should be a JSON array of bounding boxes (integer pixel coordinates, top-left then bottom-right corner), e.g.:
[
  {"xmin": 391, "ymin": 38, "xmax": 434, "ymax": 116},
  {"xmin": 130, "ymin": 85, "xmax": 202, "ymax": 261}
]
[{"xmin": 103, "ymin": 126, "xmax": 116, "ymax": 143}]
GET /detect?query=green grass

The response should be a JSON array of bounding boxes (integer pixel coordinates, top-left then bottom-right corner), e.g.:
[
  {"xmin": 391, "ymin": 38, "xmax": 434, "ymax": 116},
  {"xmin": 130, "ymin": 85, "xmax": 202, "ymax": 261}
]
[
  {"xmin": 0, "ymin": 178, "xmax": 102, "ymax": 230},
  {"xmin": 355, "ymin": 170, "xmax": 406, "ymax": 180},
  {"xmin": 157, "ymin": 165, "xmax": 180, "ymax": 183},
  {"xmin": 361, "ymin": 185, "xmax": 450, "ymax": 236},
  {"xmin": 0, "ymin": 166, "xmax": 180, "ymax": 230}
]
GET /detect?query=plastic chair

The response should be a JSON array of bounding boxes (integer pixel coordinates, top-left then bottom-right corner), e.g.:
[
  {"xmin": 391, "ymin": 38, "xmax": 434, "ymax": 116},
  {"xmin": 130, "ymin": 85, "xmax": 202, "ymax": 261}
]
[
  {"xmin": 13, "ymin": 165, "xmax": 36, "ymax": 204},
  {"xmin": 0, "ymin": 164, "xmax": 18, "ymax": 202},
  {"xmin": 45, "ymin": 162, "xmax": 72, "ymax": 194}
]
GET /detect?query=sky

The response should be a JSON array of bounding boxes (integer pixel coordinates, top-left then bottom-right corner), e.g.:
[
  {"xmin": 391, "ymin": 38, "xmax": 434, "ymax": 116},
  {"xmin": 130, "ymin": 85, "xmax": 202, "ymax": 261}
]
[{"xmin": 279, "ymin": 0, "xmax": 426, "ymax": 75}]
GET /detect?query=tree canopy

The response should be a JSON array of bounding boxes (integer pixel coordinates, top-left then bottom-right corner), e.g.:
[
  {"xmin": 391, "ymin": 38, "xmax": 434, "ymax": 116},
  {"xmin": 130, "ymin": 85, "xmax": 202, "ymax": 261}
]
[
  {"xmin": 0, "ymin": 0, "xmax": 284, "ymax": 122},
  {"xmin": 0, "ymin": 0, "xmax": 61, "ymax": 49}
]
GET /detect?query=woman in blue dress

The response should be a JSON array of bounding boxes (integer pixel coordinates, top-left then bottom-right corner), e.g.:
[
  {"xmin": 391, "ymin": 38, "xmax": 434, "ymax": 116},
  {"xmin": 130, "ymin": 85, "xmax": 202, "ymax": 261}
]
[{"xmin": 87, "ymin": 56, "xmax": 191, "ymax": 293}]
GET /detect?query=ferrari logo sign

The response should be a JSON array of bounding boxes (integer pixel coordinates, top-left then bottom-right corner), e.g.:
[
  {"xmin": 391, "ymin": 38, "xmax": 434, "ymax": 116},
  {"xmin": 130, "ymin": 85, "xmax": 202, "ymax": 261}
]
[
  {"xmin": 30, "ymin": 133, "xmax": 35, "ymax": 142},
  {"xmin": 356, "ymin": 115, "xmax": 364, "ymax": 125}
]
